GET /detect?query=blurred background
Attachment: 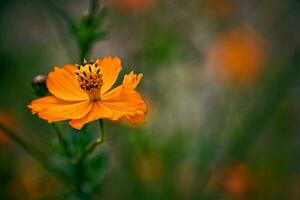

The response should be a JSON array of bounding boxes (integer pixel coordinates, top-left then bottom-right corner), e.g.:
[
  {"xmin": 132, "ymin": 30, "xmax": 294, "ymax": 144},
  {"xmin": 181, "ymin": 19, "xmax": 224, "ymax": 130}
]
[{"xmin": 0, "ymin": 0, "xmax": 299, "ymax": 199}]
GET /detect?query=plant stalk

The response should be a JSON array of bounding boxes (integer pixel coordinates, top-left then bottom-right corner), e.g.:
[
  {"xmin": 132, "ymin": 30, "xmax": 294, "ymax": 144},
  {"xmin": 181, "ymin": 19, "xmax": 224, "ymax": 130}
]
[{"xmin": 52, "ymin": 123, "xmax": 72, "ymax": 158}]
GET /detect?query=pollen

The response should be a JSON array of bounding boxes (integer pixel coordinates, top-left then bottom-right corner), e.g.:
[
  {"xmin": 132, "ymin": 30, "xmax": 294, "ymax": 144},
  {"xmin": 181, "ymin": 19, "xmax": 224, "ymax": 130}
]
[{"xmin": 75, "ymin": 60, "xmax": 103, "ymax": 101}]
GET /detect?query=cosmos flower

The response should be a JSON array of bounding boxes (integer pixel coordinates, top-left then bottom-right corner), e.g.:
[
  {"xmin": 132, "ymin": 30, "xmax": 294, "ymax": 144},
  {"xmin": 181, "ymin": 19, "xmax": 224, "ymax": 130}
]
[
  {"xmin": 220, "ymin": 163, "xmax": 254, "ymax": 198},
  {"xmin": 207, "ymin": 27, "xmax": 265, "ymax": 87},
  {"xmin": 28, "ymin": 56, "xmax": 147, "ymax": 130}
]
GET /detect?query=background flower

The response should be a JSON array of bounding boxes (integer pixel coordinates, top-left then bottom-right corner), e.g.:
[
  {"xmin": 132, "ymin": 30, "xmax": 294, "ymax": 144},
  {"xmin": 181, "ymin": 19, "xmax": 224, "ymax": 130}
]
[{"xmin": 206, "ymin": 27, "xmax": 265, "ymax": 87}]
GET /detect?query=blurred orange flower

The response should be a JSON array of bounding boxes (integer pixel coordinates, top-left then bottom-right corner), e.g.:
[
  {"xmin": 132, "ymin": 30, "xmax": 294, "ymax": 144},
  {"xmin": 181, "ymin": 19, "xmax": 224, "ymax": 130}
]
[
  {"xmin": 208, "ymin": 27, "xmax": 265, "ymax": 87},
  {"xmin": 28, "ymin": 56, "xmax": 147, "ymax": 130},
  {"xmin": 220, "ymin": 162, "xmax": 254, "ymax": 198},
  {"xmin": 111, "ymin": 0, "xmax": 156, "ymax": 13}
]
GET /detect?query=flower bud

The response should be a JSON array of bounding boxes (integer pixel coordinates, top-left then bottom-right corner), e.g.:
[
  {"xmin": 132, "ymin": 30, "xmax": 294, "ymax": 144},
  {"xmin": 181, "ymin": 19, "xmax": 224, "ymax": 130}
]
[{"xmin": 31, "ymin": 75, "xmax": 48, "ymax": 97}]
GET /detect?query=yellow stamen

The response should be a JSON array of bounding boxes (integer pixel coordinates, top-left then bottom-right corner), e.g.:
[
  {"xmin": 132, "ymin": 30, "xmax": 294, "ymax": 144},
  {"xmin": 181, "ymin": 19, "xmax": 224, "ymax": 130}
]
[{"xmin": 75, "ymin": 61, "xmax": 103, "ymax": 101}]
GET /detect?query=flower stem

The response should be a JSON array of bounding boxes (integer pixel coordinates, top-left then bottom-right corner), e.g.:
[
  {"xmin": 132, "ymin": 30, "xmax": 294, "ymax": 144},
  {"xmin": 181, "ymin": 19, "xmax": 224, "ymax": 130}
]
[
  {"xmin": 79, "ymin": 0, "xmax": 100, "ymax": 63},
  {"xmin": 75, "ymin": 119, "xmax": 105, "ymax": 163},
  {"xmin": 73, "ymin": 119, "xmax": 105, "ymax": 198},
  {"xmin": 52, "ymin": 123, "xmax": 72, "ymax": 159},
  {"xmin": 88, "ymin": 0, "xmax": 100, "ymax": 25}
]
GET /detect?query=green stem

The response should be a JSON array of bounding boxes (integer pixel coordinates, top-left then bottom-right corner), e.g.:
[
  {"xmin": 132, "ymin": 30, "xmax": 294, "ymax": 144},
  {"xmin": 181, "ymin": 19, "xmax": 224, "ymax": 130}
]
[
  {"xmin": 79, "ymin": 0, "xmax": 100, "ymax": 63},
  {"xmin": 73, "ymin": 119, "xmax": 105, "ymax": 199},
  {"xmin": 0, "ymin": 122, "xmax": 73, "ymax": 183},
  {"xmin": 52, "ymin": 123, "xmax": 72, "ymax": 159},
  {"xmin": 75, "ymin": 119, "xmax": 105, "ymax": 163},
  {"xmin": 88, "ymin": 0, "xmax": 100, "ymax": 25}
]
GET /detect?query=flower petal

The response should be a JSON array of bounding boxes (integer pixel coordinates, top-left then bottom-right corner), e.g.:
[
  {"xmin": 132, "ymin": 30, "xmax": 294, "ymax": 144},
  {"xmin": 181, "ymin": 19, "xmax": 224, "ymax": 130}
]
[
  {"xmin": 101, "ymin": 83, "xmax": 147, "ymax": 123},
  {"xmin": 126, "ymin": 102, "xmax": 147, "ymax": 125},
  {"xmin": 46, "ymin": 65, "xmax": 88, "ymax": 101},
  {"xmin": 28, "ymin": 96, "xmax": 92, "ymax": 123},
  {"xmin": 96, "ymin": 56, "xmax": 122, "ymax": 94},
  {"xmin": 102, "ymin": 71, "xmax": 143, "ymax": 100},
  {"xmin": 69, "ymin": 102, "xmax": 113, "ymax": 130},
  {"xmin": 122, "ymin": 71, "xmax": 143, "ymax": 90}
]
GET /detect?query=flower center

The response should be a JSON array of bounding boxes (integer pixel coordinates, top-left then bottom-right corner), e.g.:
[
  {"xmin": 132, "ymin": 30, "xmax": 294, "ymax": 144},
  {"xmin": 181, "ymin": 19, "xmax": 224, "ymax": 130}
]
[{"xmin": 75, "ymin": 61, "xmax": 103, "ymax": 101}]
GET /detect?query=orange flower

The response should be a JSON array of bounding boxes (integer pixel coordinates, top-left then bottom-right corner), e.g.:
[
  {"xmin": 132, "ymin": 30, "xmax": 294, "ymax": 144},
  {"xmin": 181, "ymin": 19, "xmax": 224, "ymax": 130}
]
[
  {"xmin": 220, "ymin": 163, "xmax": 254, "ymax": 198},
  {"xmin": 207, "ymin": 27, "xmax": 265, "ymax": 87},
  {"xmin": 28, "ymin": 56, "xmax": 147, "ymax": 130}
]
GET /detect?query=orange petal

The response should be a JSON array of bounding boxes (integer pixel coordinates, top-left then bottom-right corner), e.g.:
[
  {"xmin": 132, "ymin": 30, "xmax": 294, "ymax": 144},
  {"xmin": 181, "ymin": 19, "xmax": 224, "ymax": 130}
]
[
  {"xmin": 122, "ymin": 71, "xmax": 143, "ymax": 90},
  {"xmin": 46, "ymin": 65, "xmax": 88, "ymax": 101},
  {"xmin": 102, "ymin": 84, "xmax": 147, "ymax": 123},
  {"xmin": 102, "ymin": 86, "xmax": 145, "ymax": 108},
  {"xmin": 28, "ymin": 96, "xmax": 92, "ymax": 123},
  {"xmin": 28, "ymin": 95, "xmax": 62, "ymax": 114},
  {"xmin": 96, "ymin": 56, "xmax": 122, "ymax": 94},
  {"xmin": 69, "ymin": 102, "xmax": 113, "ymax": 129},
  {"xmin": 102, "ymin": 71, "xmax": 147, "ymax": 124},
  {"xmin": 126, "ymin": 101, "xmax": 147, "ymax": 125},
  {"xmin": 102, "ymin": 71, "xmax": 143, "ymax": 100}
]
